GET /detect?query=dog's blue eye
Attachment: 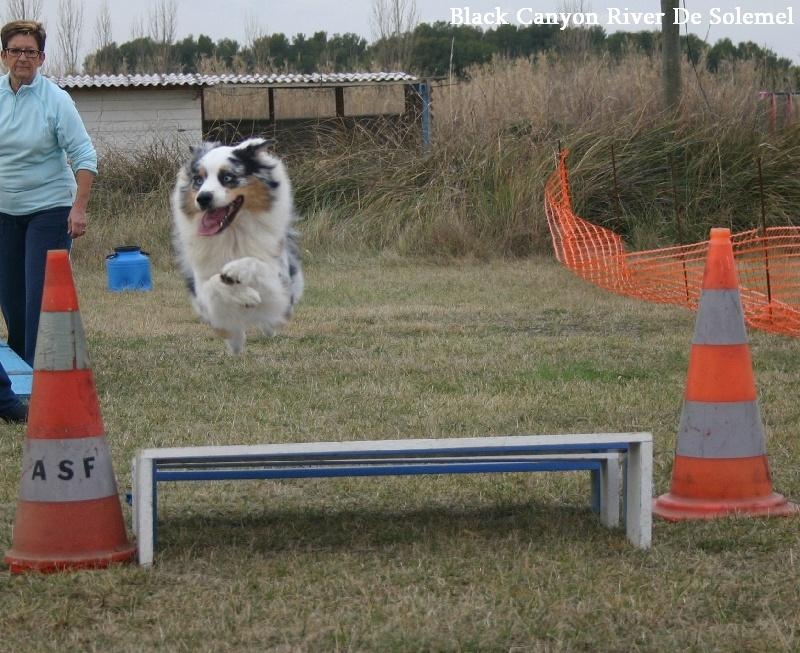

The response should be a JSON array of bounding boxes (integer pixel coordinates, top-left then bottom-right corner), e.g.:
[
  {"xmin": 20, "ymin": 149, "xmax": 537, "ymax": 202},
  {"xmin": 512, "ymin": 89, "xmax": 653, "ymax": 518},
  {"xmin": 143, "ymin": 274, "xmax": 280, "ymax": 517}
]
[
  {"xmin": 191, "ymin": 175, "xmax": 204, "ymax": 188},
  {"xmin": 220, "ymin": 173, "xmax": 235, "ymax": 185}
]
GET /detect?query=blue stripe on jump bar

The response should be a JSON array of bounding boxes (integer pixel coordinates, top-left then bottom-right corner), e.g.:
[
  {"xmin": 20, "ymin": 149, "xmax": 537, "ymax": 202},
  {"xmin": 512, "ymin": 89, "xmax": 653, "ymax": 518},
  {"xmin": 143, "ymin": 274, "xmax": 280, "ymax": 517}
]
[
  {"xmin": 1, "ymin": 343, "xmax": 32, "ymax": 373},
  {"xmin": 1, "ymin": 341, "xmax": 33, "ymax": 398},
  {"xmin": 155, "ymin": 460, "xmax": 602, "ymax": 481},
  {"xmin": 10, "ymin": 374, "xmax": 32, "ymax": 397}
]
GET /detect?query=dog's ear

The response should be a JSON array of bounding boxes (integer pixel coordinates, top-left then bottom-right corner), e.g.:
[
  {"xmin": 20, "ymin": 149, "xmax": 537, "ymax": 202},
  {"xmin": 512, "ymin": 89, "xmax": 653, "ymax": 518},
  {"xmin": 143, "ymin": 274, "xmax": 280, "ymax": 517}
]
[
  {"xmin": 186, "ymin": 142, "xmax": 219, "ymax": 171},
  {"xmin": 190, "ymin": 141, "xmax": 219, "ymax": 157},
  {"xmin": 236, "ymin": 137, "xmax": 276, "ymax": 158},
  {"xmin": 233, "ymin": 138, "xmax": 279, "ymax": 178}
]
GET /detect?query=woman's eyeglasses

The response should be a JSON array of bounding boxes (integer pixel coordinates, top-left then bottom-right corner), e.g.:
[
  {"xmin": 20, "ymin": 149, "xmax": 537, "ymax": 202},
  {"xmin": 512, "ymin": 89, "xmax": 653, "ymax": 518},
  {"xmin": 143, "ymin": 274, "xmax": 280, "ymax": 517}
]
[{"xmin": 3, "ymin": 48, "xmax": 43, "ymax": 59}]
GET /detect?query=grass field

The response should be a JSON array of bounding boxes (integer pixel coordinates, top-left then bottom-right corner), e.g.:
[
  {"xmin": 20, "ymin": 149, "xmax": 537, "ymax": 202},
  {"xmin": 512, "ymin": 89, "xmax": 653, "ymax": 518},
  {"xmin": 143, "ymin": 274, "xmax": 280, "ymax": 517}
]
[
  {"xmin": 2, "ymin": 256, "xmax": 799, "ymax": 651},
  {"xmin": 0, "ymin": 39, "xmax": 798, "ymax": 650}
]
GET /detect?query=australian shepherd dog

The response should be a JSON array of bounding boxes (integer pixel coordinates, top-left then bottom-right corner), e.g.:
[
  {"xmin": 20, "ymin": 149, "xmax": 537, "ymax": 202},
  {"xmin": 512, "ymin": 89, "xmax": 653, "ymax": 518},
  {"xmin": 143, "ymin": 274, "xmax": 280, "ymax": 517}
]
[{"xmin": 171, "ymin": 138, "xmax": 304, "ymax": 354}]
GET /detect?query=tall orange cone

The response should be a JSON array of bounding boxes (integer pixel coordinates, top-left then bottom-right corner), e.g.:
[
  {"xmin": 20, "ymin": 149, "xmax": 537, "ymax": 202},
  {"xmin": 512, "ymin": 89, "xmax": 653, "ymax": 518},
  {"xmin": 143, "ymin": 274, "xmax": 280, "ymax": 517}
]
[
  {"xmin": 4, "ymin": 250, "xmax": 136, "ymax": 572},
  {"xmin": 653, "ymin": 228, "xmax": 799, "ymax": 521}
]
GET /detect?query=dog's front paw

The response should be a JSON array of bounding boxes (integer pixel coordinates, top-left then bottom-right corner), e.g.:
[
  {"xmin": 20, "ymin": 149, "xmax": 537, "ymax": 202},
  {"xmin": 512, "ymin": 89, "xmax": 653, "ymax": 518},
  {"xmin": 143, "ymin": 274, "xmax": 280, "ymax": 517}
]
[
  {"xmin": 220, "ymin": 271, "xmax": 240, "ymax": 285},
  {"xmin": 211, "ymin": 273, "xmax": 261, "ymax": 307},
  {"xmin": 220, "ymin": 258, "xmax": 261, "ymax": 287}
]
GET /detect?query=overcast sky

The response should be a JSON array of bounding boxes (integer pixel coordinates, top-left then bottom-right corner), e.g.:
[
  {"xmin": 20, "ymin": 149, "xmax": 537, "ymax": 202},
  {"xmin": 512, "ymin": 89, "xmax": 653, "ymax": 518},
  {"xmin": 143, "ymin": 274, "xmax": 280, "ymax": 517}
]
[{"xmin": 34, "ymin": 0, "xmax": 800, "ymax": 67}]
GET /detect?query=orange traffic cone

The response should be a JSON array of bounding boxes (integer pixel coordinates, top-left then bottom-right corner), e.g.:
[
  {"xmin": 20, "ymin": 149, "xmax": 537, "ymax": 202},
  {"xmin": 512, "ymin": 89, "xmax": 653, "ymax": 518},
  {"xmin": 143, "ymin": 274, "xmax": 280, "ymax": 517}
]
[
  {"xmin": 4, "ymin": 250, "xmax": 136, "ymax": 572},
  {"xmin": 653, "ymin": 228, "xmax": 799, "ymax": 521}
]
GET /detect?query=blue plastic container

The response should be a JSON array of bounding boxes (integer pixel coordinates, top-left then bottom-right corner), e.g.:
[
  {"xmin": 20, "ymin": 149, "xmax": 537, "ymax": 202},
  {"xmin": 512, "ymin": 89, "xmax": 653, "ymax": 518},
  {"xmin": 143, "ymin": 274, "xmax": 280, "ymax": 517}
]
[{"xmin": 106, "ymin": 245, "xmax": 153, "ymax": 292}]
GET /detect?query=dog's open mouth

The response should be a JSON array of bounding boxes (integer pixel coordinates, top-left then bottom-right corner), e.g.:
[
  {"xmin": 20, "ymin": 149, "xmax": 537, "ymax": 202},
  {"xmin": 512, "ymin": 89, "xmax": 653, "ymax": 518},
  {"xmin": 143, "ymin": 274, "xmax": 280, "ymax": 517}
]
[{"xmin": 198, "ymin": 196, "xmax": 244, "ymax": 236}]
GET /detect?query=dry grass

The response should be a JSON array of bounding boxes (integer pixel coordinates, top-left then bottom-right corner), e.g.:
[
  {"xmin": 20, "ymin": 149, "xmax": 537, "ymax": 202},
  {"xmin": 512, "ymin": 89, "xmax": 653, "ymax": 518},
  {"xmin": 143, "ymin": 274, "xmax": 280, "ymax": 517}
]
[
  {"xmin": 70, "ymin": 52, "xmax": 800, "ymax": 269},
  {"xmin": 429, "ymin": 53, "xmax": 799, "ymax": 249},
  {"xmin": 288, "ymin": 53, "xmax": 799, "ymax": 258},
  {"xmin": 3, "ymin": 51, "xmax": 799, "ymax": 649},
  {"xmin": 2, "ymin": 256, "xmax": 800, "ymax": 650}
]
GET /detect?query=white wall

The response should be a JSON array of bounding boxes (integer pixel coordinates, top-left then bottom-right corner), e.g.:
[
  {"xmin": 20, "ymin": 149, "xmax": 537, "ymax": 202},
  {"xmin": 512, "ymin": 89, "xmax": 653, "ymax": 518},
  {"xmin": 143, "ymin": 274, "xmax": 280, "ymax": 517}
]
[{"xmin": 68, "ymin": 87, "xmax": 203, "ymax": 155}]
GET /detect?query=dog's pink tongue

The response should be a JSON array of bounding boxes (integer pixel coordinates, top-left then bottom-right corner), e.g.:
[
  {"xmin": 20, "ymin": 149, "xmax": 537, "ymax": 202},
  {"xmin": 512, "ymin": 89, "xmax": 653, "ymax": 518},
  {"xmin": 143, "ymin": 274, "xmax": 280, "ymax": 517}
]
[{"xmin": 199, "ymin": 208, "xmax": 227, "ymax": 236}]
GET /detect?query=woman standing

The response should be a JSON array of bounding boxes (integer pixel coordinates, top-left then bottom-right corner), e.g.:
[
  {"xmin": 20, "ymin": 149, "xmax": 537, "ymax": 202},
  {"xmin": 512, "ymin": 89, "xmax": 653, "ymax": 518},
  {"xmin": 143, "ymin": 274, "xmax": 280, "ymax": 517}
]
[{"xmin": 0, "ymin": 20, "xmax": 97, "ymax": 365}]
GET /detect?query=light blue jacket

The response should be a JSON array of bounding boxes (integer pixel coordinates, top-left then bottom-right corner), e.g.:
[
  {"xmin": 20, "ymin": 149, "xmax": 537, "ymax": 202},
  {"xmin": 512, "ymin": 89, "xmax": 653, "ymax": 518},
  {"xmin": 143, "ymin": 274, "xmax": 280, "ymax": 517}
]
[{"xmin": 0, "ymin": 72, "xmax": 97, "ymax": 216}]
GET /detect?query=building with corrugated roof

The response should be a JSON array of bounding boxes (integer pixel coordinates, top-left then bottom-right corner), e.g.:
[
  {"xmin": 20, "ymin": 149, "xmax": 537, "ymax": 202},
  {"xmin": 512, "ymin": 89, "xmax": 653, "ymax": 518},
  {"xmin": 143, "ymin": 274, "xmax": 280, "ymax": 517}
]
[{"xmin": 52, "ymin": 72, "xmax": 430, "ymax": 154}]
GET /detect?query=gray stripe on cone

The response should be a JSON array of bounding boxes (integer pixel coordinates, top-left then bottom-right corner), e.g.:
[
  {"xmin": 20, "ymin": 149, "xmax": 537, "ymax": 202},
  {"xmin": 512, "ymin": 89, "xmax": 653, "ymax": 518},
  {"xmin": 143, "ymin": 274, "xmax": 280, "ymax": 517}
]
[
  {"xmin": 33, "ymin": 312, "xmax": 90, "ymax": 371},
  {"xmin": 692, "ymin": 290, "xmax": 748, "ymax": 345},
  {"xmin": 676, "ymin": 400, "xmax": 765, "ymax": 458},
  {"xmin": 19, "ymin": 437, "xmax": 118, "ymax": 502}
]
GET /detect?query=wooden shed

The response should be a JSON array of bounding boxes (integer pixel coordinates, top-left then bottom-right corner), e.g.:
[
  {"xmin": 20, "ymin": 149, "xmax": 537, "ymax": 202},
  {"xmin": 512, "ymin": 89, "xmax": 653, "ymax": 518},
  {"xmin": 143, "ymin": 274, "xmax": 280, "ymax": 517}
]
[
  {"xmin": 53, "ymin": 74, "xmax": 204, "ymax": 154},
  {"xmin": 53, "ymin": 72, "xmax": 430, "ymax": 155}
]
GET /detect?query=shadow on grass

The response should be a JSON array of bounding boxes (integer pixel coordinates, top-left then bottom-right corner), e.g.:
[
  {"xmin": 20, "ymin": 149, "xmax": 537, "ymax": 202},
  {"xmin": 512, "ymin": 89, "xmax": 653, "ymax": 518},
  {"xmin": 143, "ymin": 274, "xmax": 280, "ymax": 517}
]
[{"xmin": 157, "ymin": 501, "xmax": 620, "ymax": 560}]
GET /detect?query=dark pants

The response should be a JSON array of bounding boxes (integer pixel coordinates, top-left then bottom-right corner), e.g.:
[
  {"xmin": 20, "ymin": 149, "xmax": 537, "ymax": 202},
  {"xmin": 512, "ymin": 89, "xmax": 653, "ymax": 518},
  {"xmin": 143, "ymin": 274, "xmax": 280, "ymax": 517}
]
[
  {"xmin": 0, "ymin": 362, "xmax": 22, "ymax": 413},
  {"xmin": 0, "ymin": 207, "xmax": 72, "ymax": 366}
]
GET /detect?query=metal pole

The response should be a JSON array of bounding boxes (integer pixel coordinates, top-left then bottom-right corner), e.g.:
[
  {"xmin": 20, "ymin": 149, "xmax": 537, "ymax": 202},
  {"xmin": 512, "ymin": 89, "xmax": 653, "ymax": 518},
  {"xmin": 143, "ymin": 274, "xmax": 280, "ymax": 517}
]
[
  {"xmin": 611, "ymin": 143, "xmax": 622, "ymax": 220},
  {"xmin": 418, "ymin": 81, "xmax": 431, "ymax": 153},
  {"xmin": 757, "ymin": 156, "xmax": 773, "ymax": 309}
]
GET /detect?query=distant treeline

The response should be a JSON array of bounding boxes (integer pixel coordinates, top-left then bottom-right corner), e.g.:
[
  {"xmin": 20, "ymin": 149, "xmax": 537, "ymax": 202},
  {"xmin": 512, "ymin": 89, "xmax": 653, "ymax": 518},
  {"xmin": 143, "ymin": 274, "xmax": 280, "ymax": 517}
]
[{"xmin": 83, "ymin": 21, "xmax": 799, "ymax": 82}]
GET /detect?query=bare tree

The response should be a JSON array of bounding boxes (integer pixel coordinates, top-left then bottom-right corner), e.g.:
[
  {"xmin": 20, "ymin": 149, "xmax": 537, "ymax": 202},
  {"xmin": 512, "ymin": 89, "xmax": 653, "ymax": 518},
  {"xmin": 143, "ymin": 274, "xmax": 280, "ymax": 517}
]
[
  {"xmin": 244, "ymin": 9, "xmax": 267, "ymax": 47},
  {"xmin": 82, "ymin": 0, "xmax": 113, "ymax": 73},
  {"xmin": 148, "ymin": 0, "xmax": 176, "ymax": 45},
  {"xmin": 3, "ymin": 0, "xmax": 43, "ymax": 22},
  {"xmin": 661, "ymin": 0, "xmax": 681, "ymax": 110},
  {"xmin": 148, "ymin": 0, "xmax": 177, "ymax": 71},
  {"xmin": 557, "ymin": 0, "xmax": 595, "ymax": 58},
  {"xmin": 244, "ymin": 9, "xmax": 269, "ymax": 69},
  {"xmin": 56, "ymin": 0, "xmax": 83, "ymax": 75},
  {"xmin": 125, "ymin": 13, "xmax": 148, "ymax": 72},
  {"xmin": 93, "ymin": 0, "xmax": 112, "ymax": 51},
  {"xmin": 370, "ymin": 0, "xmax": 417, "ymax": 70},
  {"xmin": 129, "ymin": 13, "xmax": 145, "ymax": 41}
]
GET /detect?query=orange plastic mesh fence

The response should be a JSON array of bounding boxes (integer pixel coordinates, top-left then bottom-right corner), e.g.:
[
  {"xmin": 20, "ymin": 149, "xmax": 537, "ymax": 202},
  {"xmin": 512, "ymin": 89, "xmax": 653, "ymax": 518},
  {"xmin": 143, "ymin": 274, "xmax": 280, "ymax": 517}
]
[{"xmin": 544, "ymin": 150, "xmax": 800, "ymax": 337}]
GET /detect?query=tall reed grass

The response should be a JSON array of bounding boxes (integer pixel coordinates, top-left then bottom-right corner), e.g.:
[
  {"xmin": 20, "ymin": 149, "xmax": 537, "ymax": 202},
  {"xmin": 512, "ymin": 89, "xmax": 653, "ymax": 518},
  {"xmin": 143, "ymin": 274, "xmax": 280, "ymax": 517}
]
[
  {"xmin": 81, "ymin": 140, "xmax": 183, "ymax": 267},
  {"xmin": 77, "ymin": 52, "xmax": 800, "ymax": 266}
]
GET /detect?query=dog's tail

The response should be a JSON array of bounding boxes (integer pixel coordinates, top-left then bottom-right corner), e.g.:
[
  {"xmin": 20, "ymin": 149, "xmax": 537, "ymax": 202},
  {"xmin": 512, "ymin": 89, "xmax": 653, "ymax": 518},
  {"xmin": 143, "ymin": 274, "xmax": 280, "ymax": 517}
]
[
  {"xmin": 183, "ymin": 274, "xmax": 196, "ymax": 297},
  {"xmin": 286, "ymin": 228, "xmax": 304, "ymax": 306}
]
